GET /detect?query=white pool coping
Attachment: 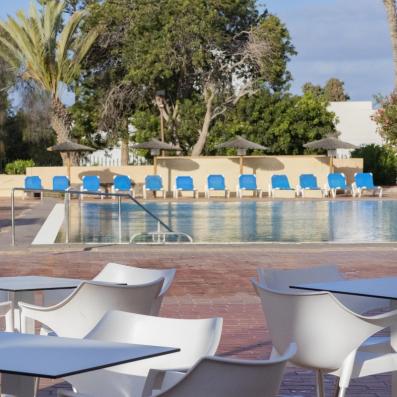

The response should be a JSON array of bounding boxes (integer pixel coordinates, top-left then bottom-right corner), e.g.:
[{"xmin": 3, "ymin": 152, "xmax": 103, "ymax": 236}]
[{"xmin": 32, "ymin": 203, "xmax": 65, "ymax": 245}]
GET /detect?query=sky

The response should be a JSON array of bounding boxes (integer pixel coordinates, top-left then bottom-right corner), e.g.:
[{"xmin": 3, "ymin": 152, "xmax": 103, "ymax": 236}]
[{"xmin": 0, "ymin": 0, "xmax": 395, "ymax": 102}]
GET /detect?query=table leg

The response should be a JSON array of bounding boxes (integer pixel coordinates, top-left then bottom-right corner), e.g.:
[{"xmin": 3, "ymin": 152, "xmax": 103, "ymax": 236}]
[
  {"xmin": 391, "ymin": 300, "xmax": 397, "ymax": 396},
  {"xmin": 1, "ymin": 374, "xmax": 37, "ymax": 397}
]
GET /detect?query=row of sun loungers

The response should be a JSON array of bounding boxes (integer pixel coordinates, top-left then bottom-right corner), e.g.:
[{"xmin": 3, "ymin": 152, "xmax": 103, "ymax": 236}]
[{"xmin": 23, "ymin": 172, "xmax": 382, "ymax": 199}]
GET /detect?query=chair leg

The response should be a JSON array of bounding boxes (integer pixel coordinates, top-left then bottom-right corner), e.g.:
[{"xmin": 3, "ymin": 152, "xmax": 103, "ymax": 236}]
[
  {"xmin": 337, "ymin": 386, "xmax": 347, "ymax": 397},
  {"xmin": 333, "ymin": 382, "xmax": 340, "ymax": 397},
  {"xmin": 316, "ymin": 369, "xmax": 325, "ymax": 397}
]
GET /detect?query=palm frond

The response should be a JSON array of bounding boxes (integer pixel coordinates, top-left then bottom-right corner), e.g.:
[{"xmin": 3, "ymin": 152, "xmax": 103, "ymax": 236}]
[{"xmin": 0, "ymin": 0, "xmax": 96, "ymax": 99}]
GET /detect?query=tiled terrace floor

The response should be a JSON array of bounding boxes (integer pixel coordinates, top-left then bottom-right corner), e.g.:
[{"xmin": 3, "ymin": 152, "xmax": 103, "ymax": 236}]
[{"xmin": 0, "ymin": 198, "xmax": 396, "ymax": 396}]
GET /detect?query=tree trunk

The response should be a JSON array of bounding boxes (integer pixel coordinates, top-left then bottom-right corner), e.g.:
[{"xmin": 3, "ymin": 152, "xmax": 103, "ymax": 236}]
[
  {"xmin": 191, "ymin": 83, "xmax": 215, "ymax": 156},
  {"xmin": 51, "ymin": 98, "xmax": 73, "ymax": 165},
  {"xmin": 120, "ymin": 137, "xmax": 129, "ymax": 165},
  {"xmin": 384, "ymin": 0, "xmax": 397, "ymax": 90}
]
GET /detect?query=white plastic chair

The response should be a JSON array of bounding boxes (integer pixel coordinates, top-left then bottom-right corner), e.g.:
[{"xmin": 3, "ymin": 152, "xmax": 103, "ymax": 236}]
[
  {"xmin": 59, "ymin": 310, "xmax": 223, "ymax": 397},
  {"xmin": 139, "ymin": 343, "xmax": 296, "ymax": 397},
  {"xmin": 42, "ymin": 263, "xmax": 176, "ymax": 316},
  {"xmin": 19, "ymin": 280, "xmax": 164, "ymax": 338},
  {"xmin": 252, "ymin": 279, "xmax": 397, "ymax": 397},
  {"xmin": 94, "ymin": 263, "xmax": 176, "ymax": 315},
  {"xmin": 0, "ymin": 298, "xmax": 14, "ymax": 332},
  {"xmin": 257, "ymin": 264, "xmax": 389, "ymax": 314}
]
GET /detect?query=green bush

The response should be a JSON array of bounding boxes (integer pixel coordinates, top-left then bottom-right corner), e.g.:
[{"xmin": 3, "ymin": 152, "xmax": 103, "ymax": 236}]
[
  {"xmin": 4, "ymin": 159, "xmax": 36, "ymax": 175},
  {"xmin": 351, "ymin": 144, "xmax": 397, "ymax": 185}
]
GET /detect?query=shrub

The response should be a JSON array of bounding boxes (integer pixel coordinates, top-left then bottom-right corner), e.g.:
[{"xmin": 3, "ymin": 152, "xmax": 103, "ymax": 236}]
[
  {"xmin": 351, "ymin": 144, "xmax": 397, "ymax": 185},
  {"xmin": 5, "ymin": 159, "xmax": 36, "ymax": 175}
]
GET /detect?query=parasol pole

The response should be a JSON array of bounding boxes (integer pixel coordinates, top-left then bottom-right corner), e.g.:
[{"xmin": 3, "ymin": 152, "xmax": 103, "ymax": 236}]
[
  {"xmin": 237, "ymin": 148, "xmax": 247, "ymax": 175},
  {"xmin": 154, "ymin": 156, "xmax": 158, "ymax": 175},
  {"xmin": 67, "ymin": 152, "xmax": 71, "ymax": 181}
]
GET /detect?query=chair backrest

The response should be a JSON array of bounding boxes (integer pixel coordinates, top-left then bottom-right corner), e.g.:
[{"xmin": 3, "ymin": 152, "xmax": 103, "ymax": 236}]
[
  {"xmin": 24, "ymin": 176, "xmax": 42, "ymax": 190},
  {"xmin": 153, "ymin": 344, "xmax": 295, "ymax": 397},
  {"xmin": 354, "ymin": 172, "xmax": 375, "ymax": 189},
  {"xmin": 39, "ymin": 280, "xmax": 164, "ymax": 338},
  {"xmin": 207, "ymin": 175, "xmax": 226, "ymax": 190},
  {"xmin": 256, "ymin": 265, "xmax": 389, "ymax": 315},
  {"xmin": 145, "ymin": 175, "xmax": 163, "ymax": 191},
  {"xmin": 239, "ymin": 174, "xmax": 257, "ymax": 190},
  {"xmin": 252, "ymin": 280, "xmax": 382, "ymax": 371},
  {"xmin": 327, "ymin": 173, "xmax": 346, "ymax": 189},
  {"xmin": 53, "ymin": 176, "xmax": 70, "ymax": 191},
  {"xmin": 94, "ymin": 263, "xmax": 176, "ymax": 315},
  {"xmin": 114, "ymin": 175, "xmax": 132, "ymax": 191},
  {"xmin": 176, "ymin": 176, "xmax": 194, "ymax": 191},
  {"xmin": 257, "ymin": 265, "xmax": 341, "ymax": 291},
  {"xmin": 271, "ymin": 175, "xmax": 291, "ymax": 189},
  {"xmin": 299, "ymin": 174, "xmax": 318, "ymax": 189},
  {"xmin": 66, "ymin": 310, "xmax": 223, "ymax": 397},
  {"xmin": 82, "ymin": 175, "xmax": 101, "ymax": 191}
]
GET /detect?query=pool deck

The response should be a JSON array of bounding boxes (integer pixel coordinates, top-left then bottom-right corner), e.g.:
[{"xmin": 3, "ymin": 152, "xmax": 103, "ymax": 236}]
[{"xmin": 0, "ymin": 197, "xmax": 397, "ymax": 396}]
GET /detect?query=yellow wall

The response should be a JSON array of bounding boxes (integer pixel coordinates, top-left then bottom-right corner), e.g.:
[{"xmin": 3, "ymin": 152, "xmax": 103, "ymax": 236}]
[
  {"xmin": 0, "ymin": 175, "xmax": 26, "ymax": 197},
  {"xmin": 156, "ymin": 156, "xmax": 363, "ymax": 193},
  {"xmin": 0, "ymin": 156, "xmax": 362, "ymax": 197}
]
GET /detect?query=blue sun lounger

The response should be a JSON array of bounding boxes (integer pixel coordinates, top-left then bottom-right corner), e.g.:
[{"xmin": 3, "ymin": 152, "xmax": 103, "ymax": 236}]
[
  {"xmin": 326, "ymin": 173, "xmax": 350, "ymax": 198},
  {"xmin": 143, "ymin": 175, "xmax": 165, "ymax": 199},
  {"xmin": 174, "ymin": 176, "xmax": 198, "ymax": 199},
  {"xmin": 269, "ymin": 175, "xmax": 295, "ymax": 198},
  {"xmin": 352, "ymin": 172, "xmax": 382, "ymax": 197},
  {"xmin": 297, "ymin": 174, "xmax": 324, "ymax": 197},
  {"xmin": 52, "ymin": 176, "xmax": 70, "ymax": 192},
  {"xmin": 237, "ymin": 174, "xmax": 262, "ymax": 198},
  {"xmin": 205, "ymin": 174, "xmax": 229, "ymax": 198},
  {"xmin": 80, "ymin": 175, "xmax": 104, "ymax": 200},
  {"xmin": 111, "ymin": 175, "xmax": 134, "ymax": 198},
  {"xmin": 24, "ymin": 176, "xmax": 43, "ymax": 200}
]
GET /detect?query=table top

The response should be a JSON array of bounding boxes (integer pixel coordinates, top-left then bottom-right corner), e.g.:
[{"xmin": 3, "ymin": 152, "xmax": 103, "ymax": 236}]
[
  {"xmin": 291, "ymin": 276, "xmax": 397, "ymax": 300},
  {"xmin": 0, "ymin": 332, "xmax": 179, "ymax": 378},
  {"xmin": 0, "ymin": 276, "xmax": 82, "ymax": 292}
]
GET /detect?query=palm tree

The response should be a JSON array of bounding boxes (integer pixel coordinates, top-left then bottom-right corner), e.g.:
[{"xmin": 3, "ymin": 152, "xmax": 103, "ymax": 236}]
[
  {"xmin": 0, "ymin": 0, "xmax": 97, "ymax": 163},
  {"xmin": 383, "ymin": 0, "xmax": 397, "ymax": 90}
]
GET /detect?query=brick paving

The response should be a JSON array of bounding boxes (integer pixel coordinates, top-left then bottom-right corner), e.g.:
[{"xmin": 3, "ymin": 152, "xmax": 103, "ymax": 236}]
[
  {"xmin": 0, "ymin": 244, "xmax": 393, "ymax": 396},
  {"xmin": 0, "ymin": 198, "xmax": 396, "ymax": 396}
]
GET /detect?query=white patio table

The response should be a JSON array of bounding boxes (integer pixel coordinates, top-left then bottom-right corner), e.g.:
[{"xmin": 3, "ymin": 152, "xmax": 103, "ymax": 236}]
[
  {"xmin": 0, "ymin": 331, "xmax": 179, "ymax": 397},
  {"xmin": 0, "ymin": 276, "xmax": 82, "ymax": 332},
  {"xmin": 291, "ymin": 276, "xmax": 397, "ymax": 396}
]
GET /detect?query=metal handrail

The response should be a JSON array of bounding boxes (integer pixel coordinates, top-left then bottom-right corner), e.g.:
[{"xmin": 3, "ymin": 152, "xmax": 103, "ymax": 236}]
[{"xmin": 11, "ymin": 187, "xmax": 174, "ymax": 246}]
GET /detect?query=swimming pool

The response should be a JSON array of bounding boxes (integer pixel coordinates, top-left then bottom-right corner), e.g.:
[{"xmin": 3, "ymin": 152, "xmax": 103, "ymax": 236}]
[{"xmin": 55, "ymin": 199, "xmax": 397, "ymax": 244}]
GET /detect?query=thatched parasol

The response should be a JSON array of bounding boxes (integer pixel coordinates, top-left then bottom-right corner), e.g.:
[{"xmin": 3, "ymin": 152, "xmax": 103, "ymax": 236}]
[
  {"xmin": 47, "ymin": 141, "xmax": 95, "ymax": 180},
  {"xmin": 131, "ymin": 138, "xmax": 180, "ymax": 174},
  {"xmin": 217, "ymin": 135, "xmax": 268, "ymax": 174},
  {"xmin": 304, "ymin": 134, "xmax": 357, "ymax": 172}
]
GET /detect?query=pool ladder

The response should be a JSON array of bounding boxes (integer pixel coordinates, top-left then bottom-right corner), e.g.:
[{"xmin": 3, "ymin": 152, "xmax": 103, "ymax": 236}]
[{"xmin": 11, "ymin": 188, "xmax": 193, "ymax": 245}]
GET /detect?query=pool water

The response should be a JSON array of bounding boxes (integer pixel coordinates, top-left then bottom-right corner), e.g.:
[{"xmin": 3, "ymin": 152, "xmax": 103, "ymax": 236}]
[{"xmin": 56, "ymin": 200, "xmax": 397, "ymax": 244}]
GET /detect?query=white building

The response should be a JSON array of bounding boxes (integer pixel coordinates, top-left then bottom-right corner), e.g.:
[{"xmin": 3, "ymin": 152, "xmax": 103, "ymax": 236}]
[{"xmin": 328, "ymin": 101, "xmax": 383, "ymax": 157}]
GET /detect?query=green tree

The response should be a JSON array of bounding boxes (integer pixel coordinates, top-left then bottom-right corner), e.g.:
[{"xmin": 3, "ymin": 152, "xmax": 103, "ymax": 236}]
[
  {"xmin": 74, "ymin": 0, "xmax": 295, "ymax": 158},
  {"xmin": 209, "ymin": 90, "xmax": 336, "ymax": 155},
  {"xmin": 373, "ymin": 92, "xmax": 397, "ymax": 145},
  {"xmin": 302, "ymin": 78, "xmax": 349, "ymax": 101},
  {"xmin": 0, "ymin": 0, "xmax": 98, "ymax": 164},
  {"xmin": 352, "ymin": 144, "xmax": 397, "ymax": 185},
  {"xmin": 323, "ymin": 78, "xmax": 350, "ymax": 101}
]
